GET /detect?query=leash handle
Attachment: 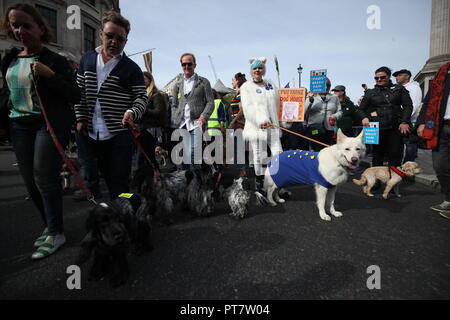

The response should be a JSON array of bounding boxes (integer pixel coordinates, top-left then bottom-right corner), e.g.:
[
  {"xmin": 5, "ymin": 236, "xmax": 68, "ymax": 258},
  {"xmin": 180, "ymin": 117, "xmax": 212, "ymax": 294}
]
[
  {"xmin": 268, "ymin": 122, "xmax": 330, "ymax": 148},
  {"xmin": 30, "ymin": 72, "xmax": 96, "ymax": 205},
  {"xmin": 127, "ymin": 126, "xmax": 162, "ymax": 183}
]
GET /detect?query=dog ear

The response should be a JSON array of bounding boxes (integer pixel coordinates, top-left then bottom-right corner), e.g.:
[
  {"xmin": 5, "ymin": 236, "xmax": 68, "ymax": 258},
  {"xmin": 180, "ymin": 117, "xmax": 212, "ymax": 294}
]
[
  {"xmin": 356, "ymin": 129, "xmax": 364, "ymax": 143},
  {"xmin": 404, "ymin": 168, "xmax": 415, "ymax": 176},
  {"xmin": 336, "ymin": 129, "xmax": 347, "ymax": 144},
  {"xmin": 249, "ymin": 58, "xmax": 256, "ymax": 64},
  {"xmin": 401, "ymin": 163, "xmax": 415, "ymax": 177},
  {"xmin": 258, "ymin": 57, "xmax": 267, "ymax": 64}
]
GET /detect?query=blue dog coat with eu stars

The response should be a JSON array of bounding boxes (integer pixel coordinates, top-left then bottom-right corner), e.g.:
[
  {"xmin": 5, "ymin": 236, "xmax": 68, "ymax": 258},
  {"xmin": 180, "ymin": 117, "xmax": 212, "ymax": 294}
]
[{"xmin": 268, "ymin": 150, "xmax": 333, "ymax": 188}]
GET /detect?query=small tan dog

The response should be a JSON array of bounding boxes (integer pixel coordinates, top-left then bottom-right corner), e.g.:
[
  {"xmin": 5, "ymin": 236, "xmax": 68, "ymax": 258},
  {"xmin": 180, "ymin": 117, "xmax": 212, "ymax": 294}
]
[
  {"xmin": 155, "ymin": 146, "xmax": 169, "ymax": 168},
  {"xmin": 353, "ymin": 161, "xmax": 423, "ymax": 199}
]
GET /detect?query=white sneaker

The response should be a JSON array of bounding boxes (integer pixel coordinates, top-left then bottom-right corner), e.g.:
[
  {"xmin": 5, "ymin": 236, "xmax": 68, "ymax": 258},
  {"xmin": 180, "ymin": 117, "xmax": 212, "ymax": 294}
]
[
  {"xmin": 31, "ymin": 234, "xmax": 66, "ymax": 260},
  {"xmin": 430, "ymin": 201, "xmax": 450, "ymax": 213},
  {"xmin": 33, "ymin": 228, "xmax": 49, "ymax": 247}
]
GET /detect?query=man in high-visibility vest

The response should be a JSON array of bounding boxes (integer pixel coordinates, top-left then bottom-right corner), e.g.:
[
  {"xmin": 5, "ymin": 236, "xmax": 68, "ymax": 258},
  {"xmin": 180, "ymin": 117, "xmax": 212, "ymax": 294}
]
[{"xmin": 207, "ymin": 89, "xmax": 227, "ymax": 136}]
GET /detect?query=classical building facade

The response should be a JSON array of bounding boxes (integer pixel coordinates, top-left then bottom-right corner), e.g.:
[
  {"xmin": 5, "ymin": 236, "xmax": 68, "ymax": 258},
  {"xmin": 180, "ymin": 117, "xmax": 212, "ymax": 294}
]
[
  {"xmin": 415, "ymin": 0, "xmax": 450, "ymax": 95},
  {"xmin": 0, "ymin": 0, "xmax": 120, "ymax": 83}
]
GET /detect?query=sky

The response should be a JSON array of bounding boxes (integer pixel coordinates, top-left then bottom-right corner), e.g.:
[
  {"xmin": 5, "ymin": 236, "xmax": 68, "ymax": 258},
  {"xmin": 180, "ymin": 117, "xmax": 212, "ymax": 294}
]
[{"xmin": 121, "ymin": 0, "xmax": 431, "ymax": 102}]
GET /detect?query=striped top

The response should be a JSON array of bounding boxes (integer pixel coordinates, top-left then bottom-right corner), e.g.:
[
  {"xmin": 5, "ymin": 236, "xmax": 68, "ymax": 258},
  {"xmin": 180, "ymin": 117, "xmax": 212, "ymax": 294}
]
[
  {"xmin": 5, "ymin": 56, "xmax": 40, "ymax": 119},
  {"xmin": 230, "ymin": 94, "xmax": 241, "ymax": 117},
  {"xmin": 74, "ymin": 50, "xmax": 147, "ymax": 134}
]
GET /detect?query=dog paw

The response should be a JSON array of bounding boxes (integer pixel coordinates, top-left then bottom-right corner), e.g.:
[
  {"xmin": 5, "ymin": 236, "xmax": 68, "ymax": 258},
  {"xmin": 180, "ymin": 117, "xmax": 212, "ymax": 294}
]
[
  {"xmin": 229, "ymin": 212, "xmax": 245, "ymax": 220},
  {"xmin": 382, "ymin": 194, "xmax": 389, "ymax": 199},
  {"xmin": 331, "ymin": 211, "xmax": 343, "ymax": 218},
  {"xmin": 367, "ymin": 193, "xmax": 375, "ymax": 197},
  {"xmin": 277, "ymin": 199, "xmax": 286, "ymax": 204},
  {"xmin": 396, "ymin": 194, "xmax": 402, "ymax": 198},
  {"xmin": 320, "ymin": 214, "xmax": 332, "ymax": 221}
]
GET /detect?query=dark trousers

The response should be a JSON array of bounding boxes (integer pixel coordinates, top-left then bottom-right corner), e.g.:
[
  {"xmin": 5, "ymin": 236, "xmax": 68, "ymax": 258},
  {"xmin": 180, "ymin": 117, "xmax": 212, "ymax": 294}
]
[
  {"xmin": 307, "ymin": 129, "xmax": 334, "ymax": 152},
  {"xmin": 82, "ymin": 131, "xmax": 133, "ymax": 200},
  {"xmin": 372, "ymin": 128, "xmax": 403, "ymax": 167},
  {"xmin": 10, "ymin": 120, "xmax": 69, "ymax": 235},
  {"xmin": 283, "ymin": 122, "xmax": 310, "ymax": 151},
  {"xmin": 136, "ymin": 129, "xmax": 158, "ymax": 169},
  {"xmin": 432, "ymin": 125, "xmax": 450, "ymax": 202},
  {"xmin": 75, "ymin": 132, "xmax": 99, "ymax": 193}
]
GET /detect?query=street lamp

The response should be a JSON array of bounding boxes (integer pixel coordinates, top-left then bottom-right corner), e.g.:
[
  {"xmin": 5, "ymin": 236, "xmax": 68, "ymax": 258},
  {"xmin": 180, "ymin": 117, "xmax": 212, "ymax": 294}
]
[{"xmin": 297, "ymin": 64, "xmax": 303, "ymax": 88}]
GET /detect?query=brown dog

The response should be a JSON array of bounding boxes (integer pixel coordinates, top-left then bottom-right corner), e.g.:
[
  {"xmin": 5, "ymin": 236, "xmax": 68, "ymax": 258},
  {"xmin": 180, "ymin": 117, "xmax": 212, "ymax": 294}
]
[
  {"xmin": 155, "ymin": 146, "xmax": 169, "ymax": 168},
  {"xmin": 353, "ymin": 161, "xmax": 423, "ymax": 199}
]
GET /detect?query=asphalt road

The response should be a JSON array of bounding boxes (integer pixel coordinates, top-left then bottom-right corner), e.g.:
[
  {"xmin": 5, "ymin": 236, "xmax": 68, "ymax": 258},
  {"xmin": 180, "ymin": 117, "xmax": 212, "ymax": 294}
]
[{"xmin": 0, "ymin": 146, "xmax": 449, "ymax": 300}]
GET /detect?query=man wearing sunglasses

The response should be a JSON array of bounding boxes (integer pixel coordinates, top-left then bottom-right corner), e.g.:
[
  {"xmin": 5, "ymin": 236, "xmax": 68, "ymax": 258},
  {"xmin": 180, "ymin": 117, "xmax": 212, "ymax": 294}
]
[
  {"xmin": 171, "ymin": 53, "xmax": 214, "ymax": 168},
  {"xmin": 358, "ymin": 66, "xmax": 413, "ymax": 169},
  {"xmin": 74, "ymin": 11, "xmax": 147, "ymax": 200}
]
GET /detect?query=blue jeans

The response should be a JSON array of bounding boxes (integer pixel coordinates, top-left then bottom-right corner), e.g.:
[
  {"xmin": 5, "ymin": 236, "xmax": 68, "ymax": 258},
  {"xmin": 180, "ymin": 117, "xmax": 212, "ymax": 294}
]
[
  {"xmin": 432, "ymin": 125, "xmax": 450, "ymax": 202},
  {"xmin": 82, "ymin": 131, "xmax": 133, "ymax": 200},
  {"xmin": 10, "ymin": 120, "xmax": 69, "ymax": 235},
  {"xmin": 402, "ymin": 137, "xmax": 418, "ymax": 163},
  {"xmin": 181, "ymin": 127, "xmax": 203, "ymax": 170},
  {"xmin": 75, "ymin": 132, "xmax": 99, "ymax": 193}
]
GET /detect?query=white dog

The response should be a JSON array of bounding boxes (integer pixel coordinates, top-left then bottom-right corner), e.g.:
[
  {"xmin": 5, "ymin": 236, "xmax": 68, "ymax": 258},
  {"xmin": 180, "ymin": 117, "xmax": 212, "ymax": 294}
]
[{"xmin": 263, "ymin": 129, "xmax": 366, "ymax": 221}]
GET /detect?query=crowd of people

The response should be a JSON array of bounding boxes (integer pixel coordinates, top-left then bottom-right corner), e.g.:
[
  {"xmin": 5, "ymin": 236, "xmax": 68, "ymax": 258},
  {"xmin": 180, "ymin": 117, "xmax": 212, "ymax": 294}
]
[{"xmin": 0, "ymin": 5, "xmax": 449, "ymax": 260}]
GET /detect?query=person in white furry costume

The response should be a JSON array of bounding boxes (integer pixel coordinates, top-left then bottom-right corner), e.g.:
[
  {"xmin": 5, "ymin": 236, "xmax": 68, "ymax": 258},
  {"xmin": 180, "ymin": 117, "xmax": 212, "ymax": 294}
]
[{"xmin": 240, "ymin": 57, "xmax": 283, "ymax": 201}]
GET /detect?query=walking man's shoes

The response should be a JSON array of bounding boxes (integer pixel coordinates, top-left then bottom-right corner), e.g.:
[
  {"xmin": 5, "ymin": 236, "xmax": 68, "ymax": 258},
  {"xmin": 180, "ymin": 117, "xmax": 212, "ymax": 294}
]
[
  {"xmin": 430, "ymin": 201, "xmax": 450, "ymax": 213},
  {"xmin": 439, "ymin": 211, "xmax": 450, "ymax": 220},
  {"xmin": 430, "ymin": 201, "xmax": 450, "ymax": 220}
]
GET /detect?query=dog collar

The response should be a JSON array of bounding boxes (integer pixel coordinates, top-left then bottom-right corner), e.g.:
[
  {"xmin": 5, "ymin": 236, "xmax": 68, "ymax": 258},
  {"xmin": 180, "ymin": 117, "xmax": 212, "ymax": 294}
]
[{"xmin": 389, "ymin": 166, "xmax": 407, "ymax": 179}]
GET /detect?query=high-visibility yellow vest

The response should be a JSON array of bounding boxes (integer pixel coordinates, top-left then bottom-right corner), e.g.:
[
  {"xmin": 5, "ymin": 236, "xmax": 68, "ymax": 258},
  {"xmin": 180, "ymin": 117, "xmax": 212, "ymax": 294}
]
[{"xmin": 207, "ymin": 99, "xmax": 223, "ymax": 136}]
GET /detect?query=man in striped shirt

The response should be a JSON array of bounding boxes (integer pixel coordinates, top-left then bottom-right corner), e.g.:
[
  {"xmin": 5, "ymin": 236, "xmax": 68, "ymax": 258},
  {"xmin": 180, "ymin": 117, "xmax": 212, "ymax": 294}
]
[{"xmin": 74, "ymin": 11, "xmax": 147, "ymax": 199}]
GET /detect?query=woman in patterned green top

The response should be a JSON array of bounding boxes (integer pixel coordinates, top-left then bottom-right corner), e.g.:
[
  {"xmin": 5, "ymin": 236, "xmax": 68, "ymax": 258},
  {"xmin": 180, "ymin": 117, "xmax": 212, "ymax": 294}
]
[{"xmin": 1, "ymin": 4, "xmax": 80, "ymax": 260}]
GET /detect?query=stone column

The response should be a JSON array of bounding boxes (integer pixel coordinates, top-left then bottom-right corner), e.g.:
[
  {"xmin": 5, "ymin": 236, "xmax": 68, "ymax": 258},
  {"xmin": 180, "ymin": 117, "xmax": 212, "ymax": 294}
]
[
  {"xmin": 430, "ymin": 0, "xmax": 450, "ymax": 59},
  {"xmin": 415, "ymin": 0, "xmax": 450, "ymax": 95}
]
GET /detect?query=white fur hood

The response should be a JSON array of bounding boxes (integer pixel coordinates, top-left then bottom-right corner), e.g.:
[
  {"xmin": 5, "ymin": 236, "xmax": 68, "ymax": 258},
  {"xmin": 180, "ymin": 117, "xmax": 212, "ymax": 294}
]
[{"xmin": 240, "ymin": 80, "xmax": 281, "ymax": 141}]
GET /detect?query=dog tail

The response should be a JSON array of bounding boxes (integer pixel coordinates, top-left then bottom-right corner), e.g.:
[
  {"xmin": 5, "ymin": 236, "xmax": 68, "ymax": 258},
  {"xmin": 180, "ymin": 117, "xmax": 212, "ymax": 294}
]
[{"xmin": 352, "ymin": 176, "xmax": 367, "ymax": 186}]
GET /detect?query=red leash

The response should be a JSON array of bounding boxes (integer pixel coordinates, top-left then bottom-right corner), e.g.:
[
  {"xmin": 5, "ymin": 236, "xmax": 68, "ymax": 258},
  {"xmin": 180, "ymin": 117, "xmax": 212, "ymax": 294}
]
[
  {"xmin": 389, "ymin": 166, "xmax": 407, "ymax": 179},
  {"xmin": 31, "ymin": 73, "xmax": 97, "ymax": 205},
  {"xmin": 127, "ymin": 126, "xmax": 162, "ymax": 184}
]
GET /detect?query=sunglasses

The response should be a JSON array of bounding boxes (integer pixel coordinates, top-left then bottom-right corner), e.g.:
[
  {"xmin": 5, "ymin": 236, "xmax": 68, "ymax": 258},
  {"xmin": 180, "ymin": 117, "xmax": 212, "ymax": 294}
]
[
  {"xmin": 374, "ymin": 76, "xmax": 388, "ymax": 81},
  {"xmin": 181, "ymin": 62, "xmax": 194, "ymax": 67},
  {"xmin": 104, "ymin": 32, "xmax": 126, "ymax": 43}
]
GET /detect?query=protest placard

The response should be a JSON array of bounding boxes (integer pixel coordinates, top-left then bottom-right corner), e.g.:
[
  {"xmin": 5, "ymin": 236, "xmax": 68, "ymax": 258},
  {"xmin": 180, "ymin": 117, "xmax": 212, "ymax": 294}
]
[
  {"xmin": 278, "ymin": 88, "xmax": 306, "ymax": 122},
  {"xmin": 364, "ymin": 122, "xmax": 379, "ymax": 144},
  {"xmin": 310, "ymin": 69, "xmax": 327, "ymax": 93}
]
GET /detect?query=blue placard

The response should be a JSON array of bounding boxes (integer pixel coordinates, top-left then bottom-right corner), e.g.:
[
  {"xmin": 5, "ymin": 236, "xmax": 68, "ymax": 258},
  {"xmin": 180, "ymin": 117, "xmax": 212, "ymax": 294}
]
[
  {"xmin": 364, "ymin": 123, "xmax": 379, "ymax": 144},
  {"xmin": 310, "ymin": 69, "xmax": 327, "ymax": 93}
]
